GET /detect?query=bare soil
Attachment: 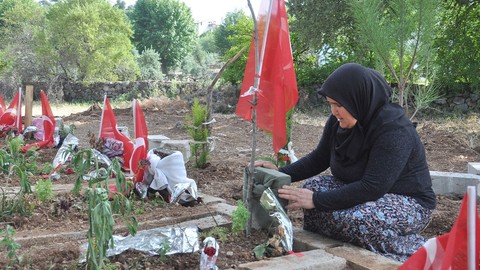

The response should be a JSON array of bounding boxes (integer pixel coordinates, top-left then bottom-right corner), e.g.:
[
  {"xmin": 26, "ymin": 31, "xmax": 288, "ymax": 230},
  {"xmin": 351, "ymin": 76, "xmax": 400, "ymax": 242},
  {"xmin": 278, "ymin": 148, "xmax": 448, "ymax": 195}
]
[{"xmin": 1, "ymin": 96, "xmax": 480, "ymax": 269}]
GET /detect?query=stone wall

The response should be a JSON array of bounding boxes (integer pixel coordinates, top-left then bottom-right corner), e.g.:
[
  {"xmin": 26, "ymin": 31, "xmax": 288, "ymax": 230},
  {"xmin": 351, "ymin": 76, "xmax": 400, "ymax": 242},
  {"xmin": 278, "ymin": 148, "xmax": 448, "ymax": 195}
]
[
  {"xmin": 433, "ymin": 93, "xmax": 479, "ymax": 112},
  {"xmin": 1, "ymin": 80, "xmax": 478, "ymax": 113},
  {"xmin": 8, "ymin": 80, "xmax": 202, "ymax": 102}
]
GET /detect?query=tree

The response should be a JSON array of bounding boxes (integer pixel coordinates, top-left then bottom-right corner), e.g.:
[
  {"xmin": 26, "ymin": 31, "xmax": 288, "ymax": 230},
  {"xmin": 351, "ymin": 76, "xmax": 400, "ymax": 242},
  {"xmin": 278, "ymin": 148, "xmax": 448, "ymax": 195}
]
[
  {"xmin": 434, "ymin": 0, "xmax": 480, "ymax": 93},
  {"xmin": 213, "ymin": 10, "xmax": 253, "ymax": 85},
  {"xmin": 114, "ymin": 0, "xmax": 126, "ymax": 10},
  {"xmin": 286, "ymin": 0, "xmax": 356, "ymax": 50},
  {"xmin": 181, "ymin": 43, "xmax": 220, "ymax": 81},
  {"xmin": 37, "ymin": 0, "xmax": 138, "ymax": 82},
  {"xmin": 0, "ymin": 0, "xmax": 46, "ymax": 90},
  {"xmin": 135, "ymin": 47, "xmax": 164, "ymax": 80},
  {"xmin": 129, "ymin": 0, "xmax": 197, "ymax": 74},
  {"xmin": 349, "ymin": 0, "xmax": 440, "ymax": 108}
]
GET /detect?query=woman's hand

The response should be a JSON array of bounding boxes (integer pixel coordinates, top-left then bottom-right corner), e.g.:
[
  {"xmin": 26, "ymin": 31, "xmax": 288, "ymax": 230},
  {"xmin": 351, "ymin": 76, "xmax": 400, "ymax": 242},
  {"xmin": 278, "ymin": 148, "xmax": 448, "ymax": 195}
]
[
  {"xmin": 254, "ymin": 160, "xmax": 278, "ymax": 170},
  {"xmin": 278, "ymin": 185, "xmax": 315, "ymax": 209}
]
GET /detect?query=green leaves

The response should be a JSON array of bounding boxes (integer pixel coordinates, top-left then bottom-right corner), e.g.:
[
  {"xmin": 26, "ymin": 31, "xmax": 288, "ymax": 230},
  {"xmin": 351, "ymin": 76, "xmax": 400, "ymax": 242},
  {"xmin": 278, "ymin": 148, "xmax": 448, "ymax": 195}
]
[
  {"xmin": 35, "ymin": 178, "xmax": 55, "ymax": 203},
  {"xmin": 231, "ymin": 200, "xmax": 250, "ymax": 234},
  {"xmin": 349, "ymin": 0, "xmax": 440, "ymax": 108},
  {"xmin": 130, "ymin": 0, "xmax": 197, "ymax": 73},
  {"xmin": 186, "ymin": 98, "xmax": 209, "ymax": 168},
  {"xmin": 213, "ymin": 10, "xmax": 253, "ymax": 85},
  {"xmin": 39, "ymin": 0, "xmax": 138, "ymax": 82},
  {"xmin": 0, "ymin": 225, "xmax": 22, "ymax": 266},
  {"xmin": 434, "ymin": 0, "xmax": 480, "ymax": 91}
]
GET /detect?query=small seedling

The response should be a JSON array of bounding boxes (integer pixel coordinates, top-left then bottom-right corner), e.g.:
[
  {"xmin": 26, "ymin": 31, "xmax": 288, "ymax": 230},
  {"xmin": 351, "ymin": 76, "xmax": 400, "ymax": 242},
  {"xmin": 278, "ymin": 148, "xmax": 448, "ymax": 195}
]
[
  {"xmin": 0, "ymin": 225, "xmax": 22, "ymax": 266},
  {"xmin": 35, "ymin": 178, "xmax": 55, "ymax": 203},
  {"xmin": 231, "ymin": 200, "xmax": 250, "ymax": 234},
  {"xmin": 199, "ymin": 226, "xmax": 229, "ymax": 242},
  {"xmin": 157, "ymin": 239, "xmax": 171, "ymax": 261}
]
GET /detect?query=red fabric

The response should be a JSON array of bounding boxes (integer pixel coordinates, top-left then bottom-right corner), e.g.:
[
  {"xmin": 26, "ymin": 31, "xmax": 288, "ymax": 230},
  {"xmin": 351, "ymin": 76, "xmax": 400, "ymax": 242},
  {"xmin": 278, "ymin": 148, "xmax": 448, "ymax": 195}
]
[
  {"xmin": 99, "ymin": 96, "xmax": 134, "ymax": 171},
  {"xmin": 130, "ymin": 138, "xmax": 146, "ymax": 183},
  {"xmin": 130, "ymin": 99, "xmax": 149, "ymax": 183},
  {"xmin": 22, "ymin": 90, "xmax": 56, "ymax": 152},
  {"xmin": 133, "ymin": 99, "xmax": 148, "ymax": 150},
  {"xmin": 0, "ymin": 95, "xmax": 5, "ymax": 115},
  {"xmin": 235, "ymin": 0, "xmax": 298, "ymax": 153},
  {"xmin": 0, "ymin": 90, "xmax": 22, "ymax": 135},
  {"xmin": 399, "ymin": 192, "xmax": 480, "ymax": 270}
]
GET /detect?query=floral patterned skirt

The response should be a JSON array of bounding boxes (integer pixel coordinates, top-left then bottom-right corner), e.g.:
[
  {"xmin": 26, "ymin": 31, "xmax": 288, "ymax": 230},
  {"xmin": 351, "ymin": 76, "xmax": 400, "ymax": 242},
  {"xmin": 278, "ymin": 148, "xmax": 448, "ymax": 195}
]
[{"xmin": 302, "ymin": 175, "xmax": 432, "ymax": 263}]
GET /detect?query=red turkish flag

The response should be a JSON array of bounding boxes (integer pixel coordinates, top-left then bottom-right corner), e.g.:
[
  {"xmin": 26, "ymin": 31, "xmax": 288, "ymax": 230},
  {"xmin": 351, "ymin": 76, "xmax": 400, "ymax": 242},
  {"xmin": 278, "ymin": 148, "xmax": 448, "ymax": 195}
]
[
  {"xmin": 235, "ymin": 0, "xmax": 298, "ymax": 153},
  {"xmin": 0, "ymin": 95, "xmax": 6, "ymax": 115},
  {"xmin": 0, "ymin": 89, "xmax": 22, "ymax": 135},
  {"xmin": 99, "ymin": 95, "xmax": 134, "ymax": 171},
  {"xmin": 399, "ymin": 192, "xmax": 480, "ymax": 270},
  {"xmin": 22, "ymin": 90, "xmax": 56, "ymax": 152},
  {"xmin": 130, "ymin": 99, "xmax": 148, "ymax": 183}
]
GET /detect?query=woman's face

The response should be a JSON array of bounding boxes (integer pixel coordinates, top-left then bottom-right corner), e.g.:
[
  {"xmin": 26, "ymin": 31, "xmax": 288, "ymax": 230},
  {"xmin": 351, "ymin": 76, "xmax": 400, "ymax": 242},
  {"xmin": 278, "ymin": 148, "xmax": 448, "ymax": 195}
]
[{"xmin": 326, "ymin": 96, "xmax": 357, "ymax": 129}]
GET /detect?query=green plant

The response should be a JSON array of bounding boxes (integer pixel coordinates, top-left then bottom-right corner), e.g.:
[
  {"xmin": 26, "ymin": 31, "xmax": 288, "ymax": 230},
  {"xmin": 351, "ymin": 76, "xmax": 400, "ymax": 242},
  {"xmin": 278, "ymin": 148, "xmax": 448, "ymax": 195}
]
[
  {"xmin": 35, "ymin": 178, "xmax": 55, "ymax": 203},
  {"xmin": 68, "ymin": 147, "xmax": 92, "ymax": 195},
  {"xmin": 409, "ymin": 83, "xmax": 442, "ymax": 120},
  {"xmin": 38, "ymin": 162, "xmax": 55, "ymax": 175},
  {"xmin": 199, "ymin": 226, "xmax": 229, "ymax": 242},
  {"xmin": 157, "ymin": 239, "xmax": 171, "ymax": 261},
  {"xmin": 0, "ymin": 225, "xmax": 22, "ymax": 266},
  {"xmin": 59, "ymin": 122, "xmax": 76, "ymax": 139},
  {"xmin": 63, "ymin": 144, "xmax": 138, "ymax": 269},
  {"xmin": 186, "ymin": 98, "xmax": 210, "ymax": 168},
  {"xmin": 150, "ymin": 196, "xmax": 167, "ymax": 208},
  {"xmin": 231, "ymin": 200, "xmax": 250, "ymax": 234},
  {"xmin": 253, "ymin": 242, "xmax": 267, "ymax": 259},
  {"xmin": 85, "ymin": 187, "xmax": 115, "ymax": 269}
]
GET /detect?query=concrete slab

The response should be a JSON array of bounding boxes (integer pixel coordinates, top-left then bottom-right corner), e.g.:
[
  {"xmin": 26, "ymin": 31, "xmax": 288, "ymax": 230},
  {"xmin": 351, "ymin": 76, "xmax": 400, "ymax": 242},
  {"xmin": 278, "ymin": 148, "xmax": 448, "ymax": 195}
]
[
  {"xmin": 156, "ymin": 139, "xmax": 192, "ymax": 163},
  {"xmin": 147, "ymin": 134, "xmax": 170, "ymax": 150},
  {"xmin": 467, "ymin": 162, "xmax": 480, "ymax": 175},
  {"xmin": 210, "ymin": 202, "xmax": 237, "ymax": 217},
  {"xmin": 236, "ymin": 249, "xmax": 348, "ymax": 270},
  {"xmin": 292, "ymin": 227, "xmax": 343, "ymax": 251},
  {"xmin": 430, "ymin": 170, "xmax": 480, "ymax": 197},
  {"xmin": 198, "ymin": 192, "xmax": 226, "ymax": 205},
  {"xmin": 326, "ymin": 244, "xmax": 401, "ymax": 270}
]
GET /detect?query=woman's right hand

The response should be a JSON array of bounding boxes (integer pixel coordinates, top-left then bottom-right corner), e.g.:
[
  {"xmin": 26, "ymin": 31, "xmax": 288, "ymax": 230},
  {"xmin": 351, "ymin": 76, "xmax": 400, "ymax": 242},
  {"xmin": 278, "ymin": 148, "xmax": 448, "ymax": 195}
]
[{"xmin": 254, "ymin": 160, "xmax": 278, "ymax": 170}]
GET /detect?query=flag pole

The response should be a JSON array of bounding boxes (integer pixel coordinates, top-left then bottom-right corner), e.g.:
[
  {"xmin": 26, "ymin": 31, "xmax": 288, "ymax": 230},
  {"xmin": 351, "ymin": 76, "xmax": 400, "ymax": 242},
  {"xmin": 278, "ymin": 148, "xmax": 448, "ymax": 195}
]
[
  {"xmin": 244, "ymin": 0, "xmax": 273, "ymax": 236},
  {"xmin": 245, "ymin": 0, "xmax": 259, "ymax": 237},
  {"xmin": 467, "ymin": 186, "xmax": 476, "ymax": 270},
  {"xmin": 17, "ymin": 87, "xmax": 22, "ymax": 133}
]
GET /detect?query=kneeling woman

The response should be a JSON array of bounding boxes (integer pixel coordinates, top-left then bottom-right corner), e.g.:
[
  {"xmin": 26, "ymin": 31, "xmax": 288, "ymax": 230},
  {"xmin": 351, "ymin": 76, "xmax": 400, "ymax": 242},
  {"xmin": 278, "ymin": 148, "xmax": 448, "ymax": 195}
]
[{"xmin": 257, "ymin": 63, "xmax": 435, "ymax": 262}]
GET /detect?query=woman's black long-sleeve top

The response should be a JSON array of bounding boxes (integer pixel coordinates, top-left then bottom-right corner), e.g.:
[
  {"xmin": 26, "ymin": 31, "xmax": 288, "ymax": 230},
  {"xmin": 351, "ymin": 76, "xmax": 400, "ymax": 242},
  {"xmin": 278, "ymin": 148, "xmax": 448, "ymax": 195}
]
[{"xmin": 279, "ymin": 116, "xmax": 436, "ymax": 211}]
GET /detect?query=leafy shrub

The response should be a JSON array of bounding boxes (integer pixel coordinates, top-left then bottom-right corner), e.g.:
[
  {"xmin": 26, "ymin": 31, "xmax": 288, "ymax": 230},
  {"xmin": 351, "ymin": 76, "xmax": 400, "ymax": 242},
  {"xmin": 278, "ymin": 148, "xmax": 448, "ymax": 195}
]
[
  {"xmin": 35, "ymin": 178, "xmax": 54, "ymax": 203},
  {"xmin": 135, "ymin": 48, "xmax": 164, "ymax": 81},
  {"xmin": 186, "ymin": 98, "xmax": 209, "ymax": 168},
  {"xmin": 0, "ymin": 225, "xmax": 22, "ymax": 266},
  {"xmin": 231, "ymin": 200, "xmax": 250, "ymax": 234},
  {"xmin": 199, "ymin": 226, "xmax": 229, "ymax": 242}
]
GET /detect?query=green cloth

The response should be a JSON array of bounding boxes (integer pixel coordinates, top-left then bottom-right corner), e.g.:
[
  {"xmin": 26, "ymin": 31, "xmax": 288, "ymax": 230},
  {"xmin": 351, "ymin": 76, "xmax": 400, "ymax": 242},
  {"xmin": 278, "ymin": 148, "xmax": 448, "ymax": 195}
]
[{"xmin": 243, "ymin": 166, "xmax": 291, "ymax": 230}]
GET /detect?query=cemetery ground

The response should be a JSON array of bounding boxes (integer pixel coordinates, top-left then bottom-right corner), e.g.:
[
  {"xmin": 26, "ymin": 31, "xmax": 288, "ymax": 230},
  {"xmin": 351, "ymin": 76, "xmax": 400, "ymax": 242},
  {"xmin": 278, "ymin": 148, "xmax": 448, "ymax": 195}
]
[{"xmin": 1, "ymin": 96, "xmax": 480, "ymax": 269}]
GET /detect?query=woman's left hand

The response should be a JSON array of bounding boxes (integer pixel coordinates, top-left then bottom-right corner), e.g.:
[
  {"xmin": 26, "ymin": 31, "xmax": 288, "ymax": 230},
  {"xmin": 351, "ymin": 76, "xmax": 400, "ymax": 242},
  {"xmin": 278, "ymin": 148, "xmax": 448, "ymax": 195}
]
[{"xmin": 278, "ymin": 185, "xmax": 315, "ymax": 209}]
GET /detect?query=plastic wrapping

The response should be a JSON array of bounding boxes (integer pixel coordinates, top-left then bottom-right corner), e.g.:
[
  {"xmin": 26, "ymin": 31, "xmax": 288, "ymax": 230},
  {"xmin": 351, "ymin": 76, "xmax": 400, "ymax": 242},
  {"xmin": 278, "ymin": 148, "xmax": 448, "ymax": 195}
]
[
  {"xmin": 80, "ymin": 226, "xmax": 199, "ymax": 262},
  {"xmin": 50, "ymin": 133, "xmax": 79, "ymax": 179},
  {"xmin": 260, "ymin": 188, "xmax": 293, "ymax": 253},
  {"xmin": 135, "ymin": 182, "xmax": 148, "ymax": 199},
  {"xmin": 199, "ymin": 237, "xmax": 219, "ymax": 270}
]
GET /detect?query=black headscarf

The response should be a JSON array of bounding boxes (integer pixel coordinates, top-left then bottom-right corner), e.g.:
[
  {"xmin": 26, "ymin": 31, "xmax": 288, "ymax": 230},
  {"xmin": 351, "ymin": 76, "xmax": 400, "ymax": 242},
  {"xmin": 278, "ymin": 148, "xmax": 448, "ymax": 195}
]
[{"xmin": 318, "ymin": 63, "xmax": 411, "ymax": 165}]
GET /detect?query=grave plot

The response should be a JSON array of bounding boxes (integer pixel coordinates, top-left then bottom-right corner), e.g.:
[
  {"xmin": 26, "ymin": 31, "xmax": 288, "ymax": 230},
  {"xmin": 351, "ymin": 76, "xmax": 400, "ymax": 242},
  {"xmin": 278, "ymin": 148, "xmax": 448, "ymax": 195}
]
[{"xmin": 1, "ymin": 99, "xmax": 480, "ymax": 269}]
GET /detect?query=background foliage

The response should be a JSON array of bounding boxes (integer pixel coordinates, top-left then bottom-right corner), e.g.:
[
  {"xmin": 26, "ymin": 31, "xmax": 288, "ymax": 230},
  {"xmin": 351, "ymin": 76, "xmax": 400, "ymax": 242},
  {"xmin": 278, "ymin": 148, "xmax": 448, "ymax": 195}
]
[{"xmin": 0, "ymin": 0, "xmax": 477, "ymax": 111}]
